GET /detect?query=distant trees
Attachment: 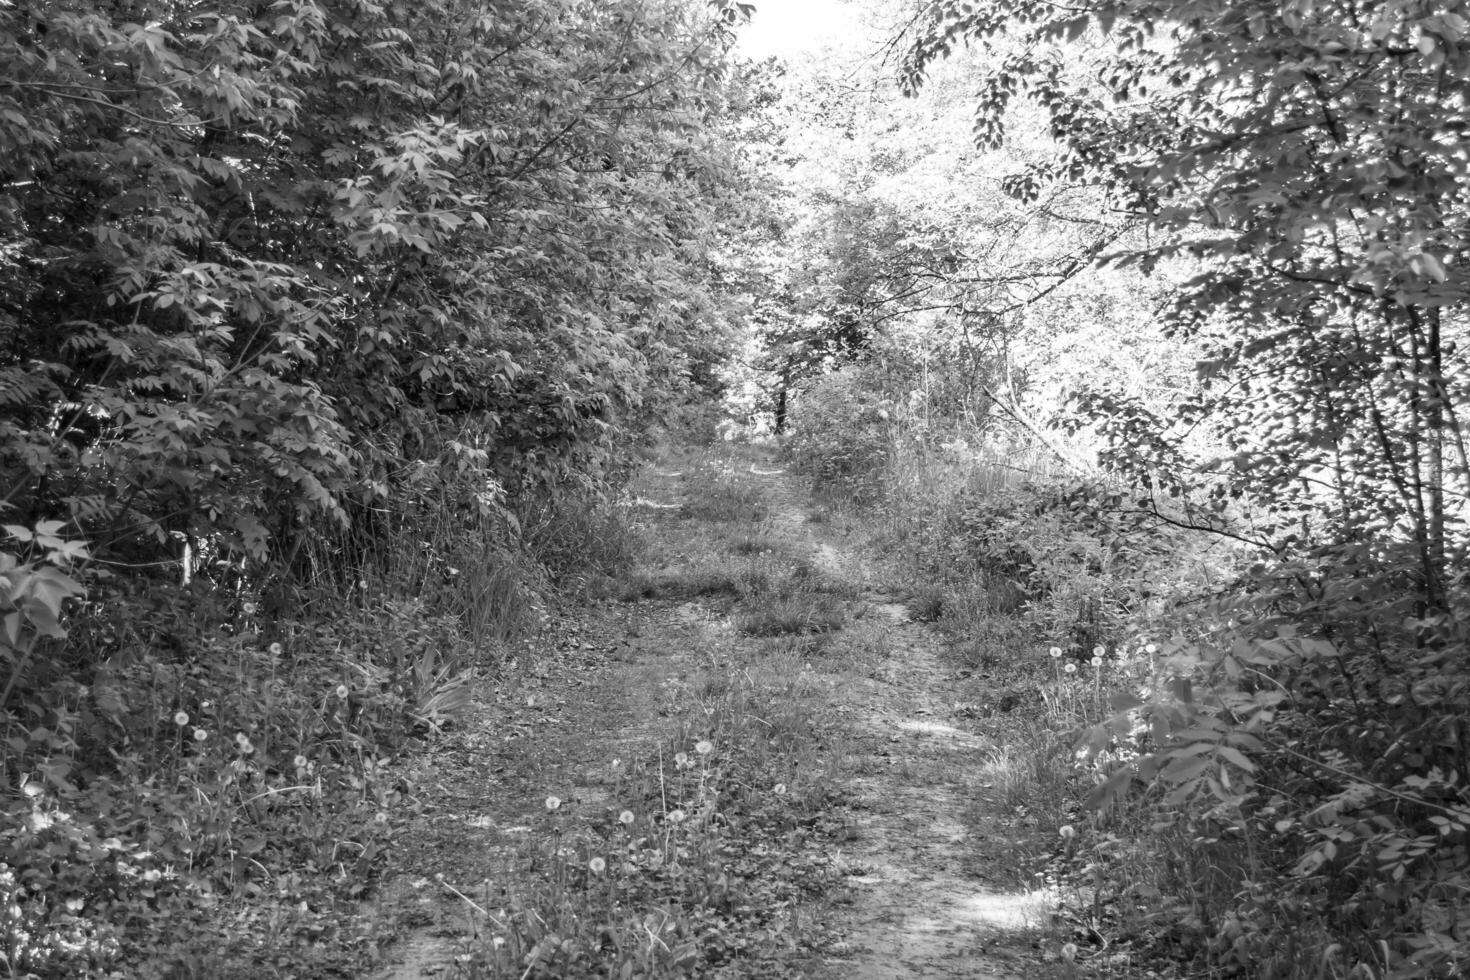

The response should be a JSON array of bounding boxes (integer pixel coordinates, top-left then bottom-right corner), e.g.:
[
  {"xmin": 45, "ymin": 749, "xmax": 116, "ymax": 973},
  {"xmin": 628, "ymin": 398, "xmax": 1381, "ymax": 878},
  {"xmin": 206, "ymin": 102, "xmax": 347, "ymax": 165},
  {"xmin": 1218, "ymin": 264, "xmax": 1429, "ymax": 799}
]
[{"xmin": 731, "ymin": 10, "xmax": 1171, "ymax": 441}]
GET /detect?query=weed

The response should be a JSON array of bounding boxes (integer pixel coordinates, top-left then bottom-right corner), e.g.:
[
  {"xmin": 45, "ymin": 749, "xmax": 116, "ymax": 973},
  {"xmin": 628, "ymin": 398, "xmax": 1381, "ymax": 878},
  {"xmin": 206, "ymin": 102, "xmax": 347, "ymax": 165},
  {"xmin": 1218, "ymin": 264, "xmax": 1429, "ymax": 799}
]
[
  {"xmin": 909, "ymin": 584, "xmax": 945, "ymax": 622},
  {"xmin": 0, "ymin": 615, "xmax": 422, "ymax": 976},
  {"xmin": 725, "ymin": 533, "xmax": 784, "ymax": 556},
  {"xmin": 731, "ymin": 596, "xmax": 847, "ymax": 637},
  {"xmin": 678, "ymin": 459, "xmax": 770, "ymax": 524},
  {"xmin": 615, "ymin": 569, "xmax": 739, "ymax": 601},
  {"xmin": 0, "ymin": 468, "xmax": 632, "ymax": 976}
]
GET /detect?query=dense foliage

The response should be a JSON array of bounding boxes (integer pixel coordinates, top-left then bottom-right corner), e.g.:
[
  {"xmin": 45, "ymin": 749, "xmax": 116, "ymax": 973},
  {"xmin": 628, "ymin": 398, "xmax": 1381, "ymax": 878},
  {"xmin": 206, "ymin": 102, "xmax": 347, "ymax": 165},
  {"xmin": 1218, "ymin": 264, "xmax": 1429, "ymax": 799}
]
[
  {"xmin": 0, "ymin": 0, "xmax": 754, "ymax": 973},
  {"xmin": 899, "ymin": 0, "xmax": 1470, "ymax": 975},
  {"xmin": 2, "ymin": 0, "xmax": 748, "ymax": 576}
]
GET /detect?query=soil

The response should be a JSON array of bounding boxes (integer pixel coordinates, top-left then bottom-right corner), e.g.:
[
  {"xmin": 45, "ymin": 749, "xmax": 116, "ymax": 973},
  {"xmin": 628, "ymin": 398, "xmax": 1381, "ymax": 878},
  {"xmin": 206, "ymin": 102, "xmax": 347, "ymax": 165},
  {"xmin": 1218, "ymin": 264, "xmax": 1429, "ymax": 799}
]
[{"xmin": 369, "ymin": 443, "xmax": 1046, "ymax": 979}]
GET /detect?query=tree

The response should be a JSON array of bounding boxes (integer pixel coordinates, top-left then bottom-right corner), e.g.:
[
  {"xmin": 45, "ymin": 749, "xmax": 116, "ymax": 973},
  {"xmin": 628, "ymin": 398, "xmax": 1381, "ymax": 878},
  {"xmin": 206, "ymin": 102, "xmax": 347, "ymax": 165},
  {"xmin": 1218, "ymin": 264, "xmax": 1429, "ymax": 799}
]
[
  {"xmin": 0, "ymin": 3, "xmax": 759, "ymax": 971},
  {"xmin": 906, "ymin": 3, "xmax": 1470, "ymax": 973},
  {"xmin": 0, "ymin": 0, "xmax": 752, "ymax": 588},
  {"xmin": 907, "ymin": 0, "xmax": 1470, "ymax": 593},
  {"xmin": 732, "ymin": 5, "xmax": 1171, "ymax": 441}
]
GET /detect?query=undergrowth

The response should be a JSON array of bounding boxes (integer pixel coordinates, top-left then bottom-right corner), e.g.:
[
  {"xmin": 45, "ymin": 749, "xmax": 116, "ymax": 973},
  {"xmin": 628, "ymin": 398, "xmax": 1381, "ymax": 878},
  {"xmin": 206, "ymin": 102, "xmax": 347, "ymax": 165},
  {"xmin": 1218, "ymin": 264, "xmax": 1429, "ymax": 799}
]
[
  {"xmin": 0, "ymin": 485, "xmax": 640, "ymax": 978},
  {"xmin": 785, "ymin": 393, "xmax": 1470, "ymax": 979}
]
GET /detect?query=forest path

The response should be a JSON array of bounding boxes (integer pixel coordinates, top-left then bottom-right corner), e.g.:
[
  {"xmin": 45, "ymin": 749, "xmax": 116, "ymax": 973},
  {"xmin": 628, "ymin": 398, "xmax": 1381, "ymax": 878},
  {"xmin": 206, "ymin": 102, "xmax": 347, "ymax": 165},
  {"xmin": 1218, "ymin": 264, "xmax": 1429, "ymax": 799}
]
[
  {"xmin": 742, "ymin": 451, "xmax": 1040, "ymax": 980},
  {"xmin": 370, "ymin": 441, "xmax": 1043, "ymax": 979}
]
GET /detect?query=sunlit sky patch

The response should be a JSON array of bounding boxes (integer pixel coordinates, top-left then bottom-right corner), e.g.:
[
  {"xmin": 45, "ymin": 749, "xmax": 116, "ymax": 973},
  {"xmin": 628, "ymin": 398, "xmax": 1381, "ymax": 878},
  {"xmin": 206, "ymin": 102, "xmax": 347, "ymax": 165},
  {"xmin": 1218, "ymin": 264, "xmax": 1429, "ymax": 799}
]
[{"xmin": 735, "ymin": 0, "xmax": 862, "ymax": 59}]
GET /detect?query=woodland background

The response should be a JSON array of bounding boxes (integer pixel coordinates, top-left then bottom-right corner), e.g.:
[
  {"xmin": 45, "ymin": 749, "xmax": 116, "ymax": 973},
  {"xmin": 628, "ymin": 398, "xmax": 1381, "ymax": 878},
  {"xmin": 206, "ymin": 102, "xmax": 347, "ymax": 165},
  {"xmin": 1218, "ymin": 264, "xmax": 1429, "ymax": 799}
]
[{"xmin": 2, "ymin": 0, "xmax": 1468, "ymax": 977}]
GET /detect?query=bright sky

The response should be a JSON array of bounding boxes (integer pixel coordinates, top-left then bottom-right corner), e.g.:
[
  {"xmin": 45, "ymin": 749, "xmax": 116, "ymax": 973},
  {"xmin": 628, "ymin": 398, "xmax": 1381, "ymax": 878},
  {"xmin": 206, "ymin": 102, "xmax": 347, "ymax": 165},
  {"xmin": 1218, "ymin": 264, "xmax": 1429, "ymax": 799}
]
[{"xmin": 735, "ymin": 0, "xmax": 862, "ymax": 59}]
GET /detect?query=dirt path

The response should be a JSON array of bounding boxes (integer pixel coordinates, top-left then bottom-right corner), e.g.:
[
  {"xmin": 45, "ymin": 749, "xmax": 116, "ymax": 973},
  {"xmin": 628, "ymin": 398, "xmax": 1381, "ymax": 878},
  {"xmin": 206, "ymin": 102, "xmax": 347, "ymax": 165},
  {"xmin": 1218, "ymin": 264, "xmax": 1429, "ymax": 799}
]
[
  {"xmin": 370, "ymin": 443, "xmax": 1043, "ymax": 979},
  {"xmin": 751, "ymin": 458, "xmax": 1040, "ymax": 979}
]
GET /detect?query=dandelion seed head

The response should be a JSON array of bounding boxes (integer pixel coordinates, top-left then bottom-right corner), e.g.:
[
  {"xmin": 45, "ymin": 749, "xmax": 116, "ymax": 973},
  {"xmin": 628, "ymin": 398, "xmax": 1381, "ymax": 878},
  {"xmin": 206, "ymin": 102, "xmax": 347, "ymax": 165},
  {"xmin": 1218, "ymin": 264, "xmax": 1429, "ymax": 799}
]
[
  {"xmin": 1145, "ymin": 642, "xmax": 1158, "ymax": 654},
  {"xmin": 619, "ymin": 810, "xmax": 635, "ymax": 825},
  {"xmin": 1049, "ymin": 647, "xmax": 1063, "ymax": 659},
  {"xmin": 268, "ymin": 642, "xmax": 283, "ymax": 656},
  {"xmin": 193, "ymin": 728, "xmax": 207, "ymax": 742},
  {"xmin": 1092, "ymin": 645, "xmax": 1105, "ymax": 657},
  {"xmin": 242, "ymin": 602, "xmax": 257, "ymax": 615},
  {"xmin": 335, "ymin": 684, "xmax": 349, "ymax": 700},
  {"xmin": 667, "ymin": 809, "xmax": 686, "ymax": 824},
  {"xmin": 545, "ymin": 796, "xmax": 562, "ymax": 812},
  {"xmin": 1059, "ymin": 824, "xmax": 1076, "ymax": 839},
  {"xmin": 374, "ymin": 812, "xmax": 388, "ymax": 824},
  {"xmin": 1091, "ymin": 656, "xmax": 1103, "ymax": 667},
  {"xmin": 1064, "ymin": 662, "xmax": 1078, "ymax": 674},
  {"xmin": 588, "ymin": 857, "xmax": 606, "ymax": 874},
  {"xmin": 294, "ymin": 755, "xmax": 308, "ymax": 769},
  {"xmin": 1061, "ymin": 942, "xmax": 1078, "ymax": 962},
  {"xmin": 674, "ymin": 752, "xmax": 689, "ymax": 767},
  {"xmin": 773, "ymin": 783, "xmax": 787, "ymax": 795},
  {"xmin": 694, "ymin": 740, "xmax": 713, "ymax": 756},
  {"xmin": 173, "ymin": 711, "xmax": 189, "ymax": 726}
]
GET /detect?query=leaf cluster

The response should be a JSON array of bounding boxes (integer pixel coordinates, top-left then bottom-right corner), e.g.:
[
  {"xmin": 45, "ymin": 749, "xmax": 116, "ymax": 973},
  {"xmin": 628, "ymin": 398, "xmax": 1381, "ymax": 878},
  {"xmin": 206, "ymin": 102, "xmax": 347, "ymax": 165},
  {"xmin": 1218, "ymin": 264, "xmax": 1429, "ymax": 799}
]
[{"xmin": 908, "ymin": 1, "xmax": 1470, "ymax": 973}]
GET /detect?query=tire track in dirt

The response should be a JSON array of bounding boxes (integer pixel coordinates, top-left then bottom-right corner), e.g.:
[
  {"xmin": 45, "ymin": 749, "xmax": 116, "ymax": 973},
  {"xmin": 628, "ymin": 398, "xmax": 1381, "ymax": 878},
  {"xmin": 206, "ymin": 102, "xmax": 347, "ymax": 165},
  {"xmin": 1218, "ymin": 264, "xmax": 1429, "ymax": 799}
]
[{"xmin": 747, "ymin": 460, "xmax": 1040, "ymax": 979}]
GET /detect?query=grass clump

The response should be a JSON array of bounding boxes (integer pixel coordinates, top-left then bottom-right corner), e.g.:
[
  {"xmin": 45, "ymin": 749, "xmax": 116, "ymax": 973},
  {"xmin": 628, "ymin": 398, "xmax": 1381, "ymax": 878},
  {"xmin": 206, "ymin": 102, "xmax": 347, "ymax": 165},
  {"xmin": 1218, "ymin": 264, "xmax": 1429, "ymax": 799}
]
[
  {"xmin": 731, "ymin": 596, "xmax": 847, "ymax": 637},
  {"xmin": 615, "ymin": 568, "xmax": 739, "ymax": 601},
  {"xmin": 725, "ymin": 532, "xmax": 784, "ymax": 556}
]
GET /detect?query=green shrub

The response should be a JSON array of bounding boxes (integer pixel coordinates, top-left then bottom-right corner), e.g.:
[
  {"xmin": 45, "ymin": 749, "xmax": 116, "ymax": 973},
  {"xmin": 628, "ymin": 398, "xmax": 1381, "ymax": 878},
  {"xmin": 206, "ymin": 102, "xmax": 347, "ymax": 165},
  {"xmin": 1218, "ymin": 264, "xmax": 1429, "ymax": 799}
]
[
  {"xmin": 661, "ymin": 401, "xmax": 728, "ymax": 446},
  {"xmin": 1073, "ymin": 549, "xmax": 1470, "ymax": 978},
  {"xmin": 901, "ymin": 476, "xmax": 1202, "ymax": 654},
  {"xmin": 783, "ymin": 368, "xmax": 894, "ymax": 504}
]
